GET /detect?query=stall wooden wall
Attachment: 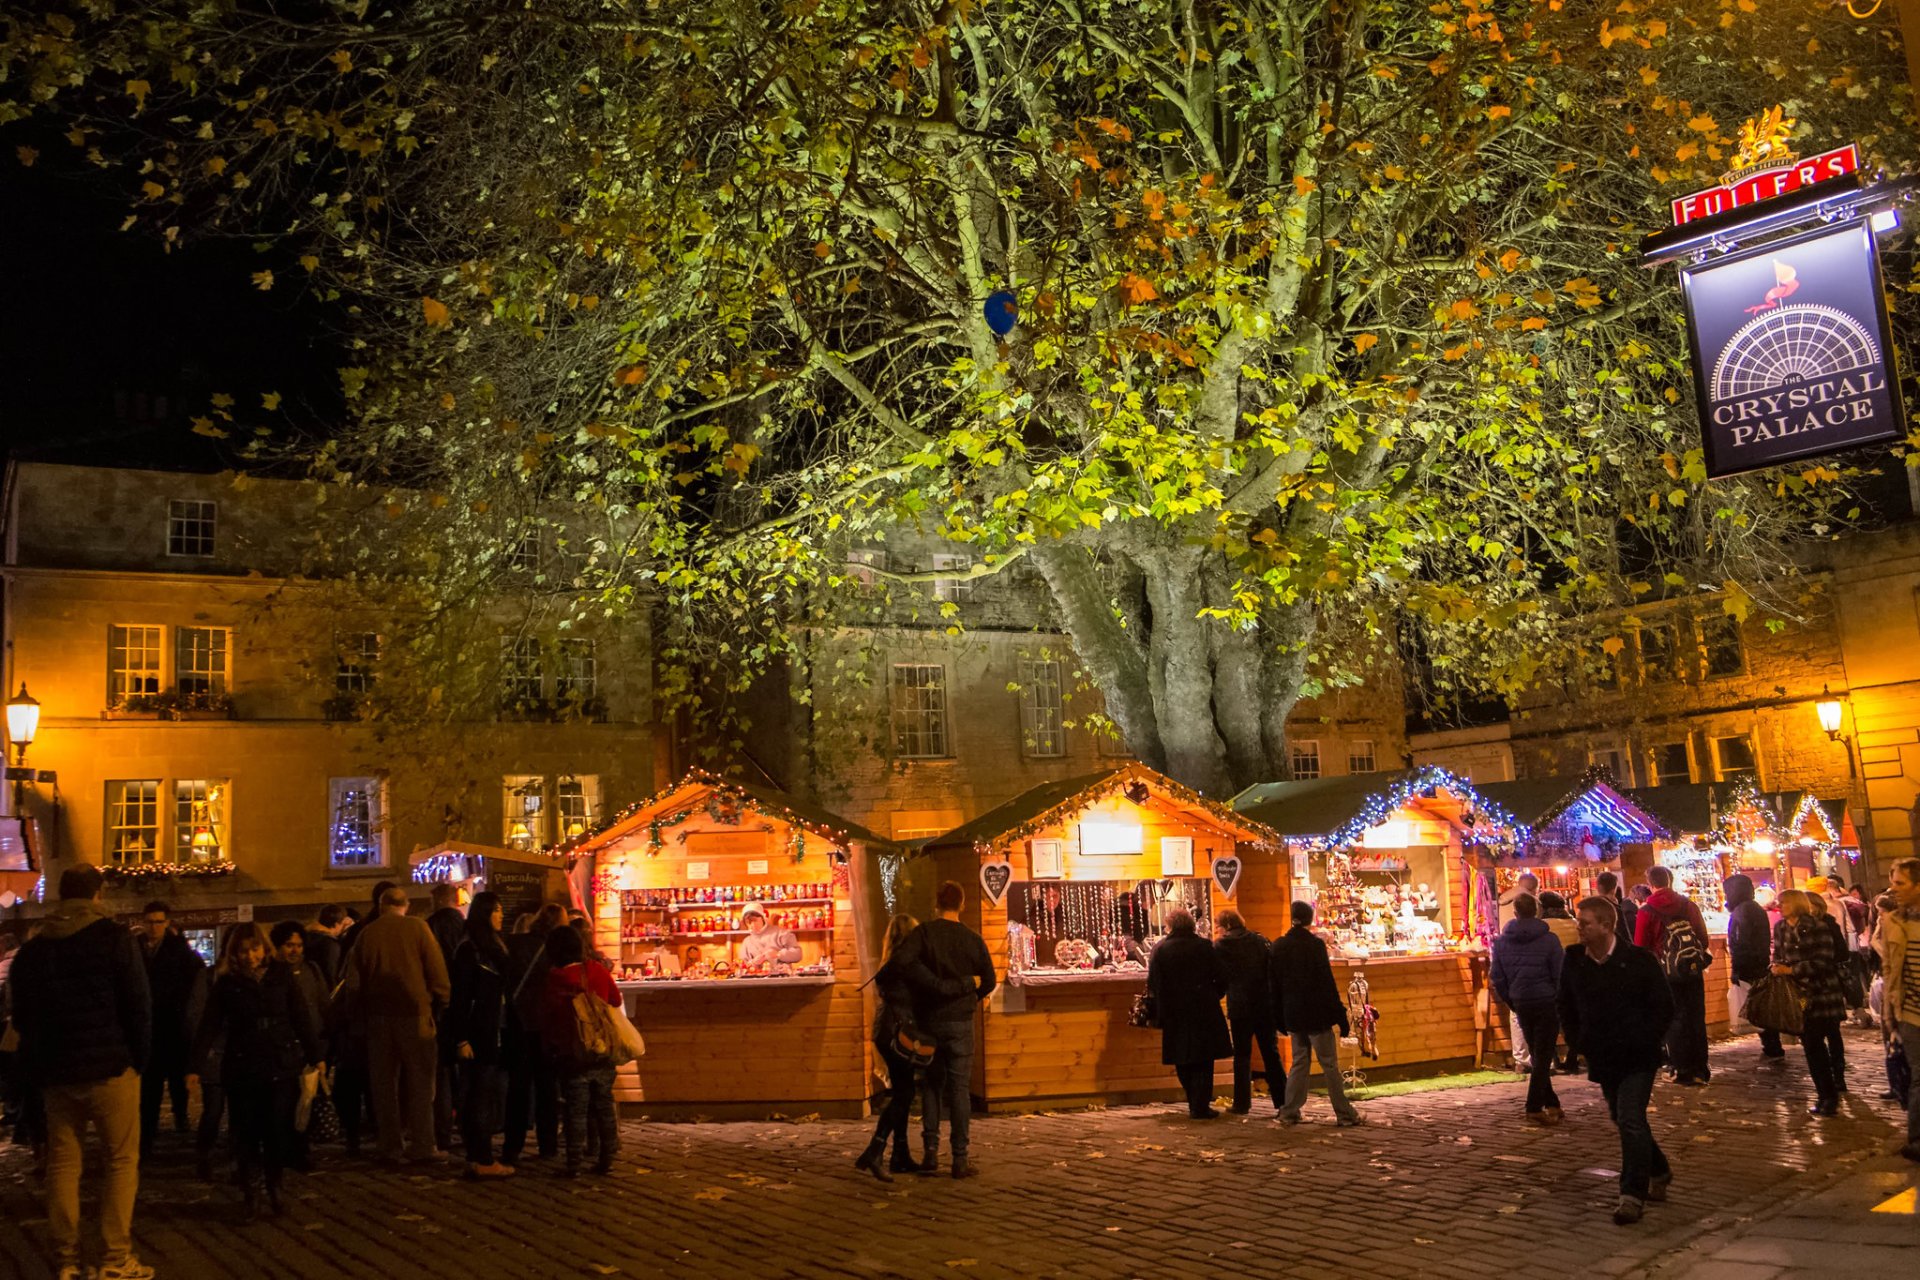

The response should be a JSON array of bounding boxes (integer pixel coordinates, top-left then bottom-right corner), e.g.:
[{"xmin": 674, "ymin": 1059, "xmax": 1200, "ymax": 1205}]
[
  {"xmin": 934, "ymin": 790, "xmax": 1285, "ymax": 1110},
  {"xmin": 595, "ymin": 820, "xmax": 870, "ymax": 1118}
]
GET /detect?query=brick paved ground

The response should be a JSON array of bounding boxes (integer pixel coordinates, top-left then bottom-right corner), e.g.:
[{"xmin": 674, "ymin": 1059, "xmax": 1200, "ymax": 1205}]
[{"xmin": 2, "ymin": 1030, "xmax": 1915, "ymax": 1280}]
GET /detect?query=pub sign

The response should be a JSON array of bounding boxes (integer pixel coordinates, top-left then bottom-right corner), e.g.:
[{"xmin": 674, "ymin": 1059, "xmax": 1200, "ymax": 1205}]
[{"xmin": 1678, "ymin": 219, "xmax": 1904, "ymax": 478}]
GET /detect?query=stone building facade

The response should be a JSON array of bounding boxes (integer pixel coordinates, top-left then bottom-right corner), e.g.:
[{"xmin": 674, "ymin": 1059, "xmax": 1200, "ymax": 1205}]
[{"xmin": 0, "ymin": 460, "xmax": 657, "ymax": 932}]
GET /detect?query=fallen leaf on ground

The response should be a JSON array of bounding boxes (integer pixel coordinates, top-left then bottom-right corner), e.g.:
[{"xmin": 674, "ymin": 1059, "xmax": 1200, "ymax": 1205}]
[
  {"xmin": 1497, "ymin": 1205, "xmax": 1520, "ymax": 1215},
  {"xmin": 944, "ymin": 1261, "xmax": 978, "ymax": 1269},
  {"xmin": 590, "ymin": 1266, "xmax": 621, "ymax": 1276},
  {"xmin": 693, "ymin": 1188, "xmax": 731, "ymax": 1201}
]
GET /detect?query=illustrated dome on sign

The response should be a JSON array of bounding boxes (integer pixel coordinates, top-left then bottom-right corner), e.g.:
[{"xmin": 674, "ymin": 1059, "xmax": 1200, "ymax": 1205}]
[{"xmin": 1712, "ymin": 304, "xmax": 1880, "ymax": 400}]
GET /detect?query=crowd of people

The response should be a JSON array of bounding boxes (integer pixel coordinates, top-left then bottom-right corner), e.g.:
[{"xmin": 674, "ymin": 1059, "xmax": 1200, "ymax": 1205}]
[
  {"xmin": 0, "ymin": 869, "xmax": 634, "ymax": 1280},
  {"xmin": 2, "ymin": 858, "xmax": 1917, "ymax": 1274}
]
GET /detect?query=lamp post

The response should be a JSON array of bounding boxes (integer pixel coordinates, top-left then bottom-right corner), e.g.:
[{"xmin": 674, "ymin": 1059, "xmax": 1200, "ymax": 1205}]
[
  {"xmin": 1815, "ymin": 685, "xmax": 1856, "ymax": 777},
  {"xmin": 6, "ymin": 684, "xmax": 39, "ymax": 767}
]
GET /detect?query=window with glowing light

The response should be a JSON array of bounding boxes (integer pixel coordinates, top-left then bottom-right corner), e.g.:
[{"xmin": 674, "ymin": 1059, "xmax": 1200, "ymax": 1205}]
[
  {"xmin": 328, "ymin": 777, "xmax": 385, "ymax": 868},
  {"xmin": 556, "ymin": 775, "xmax": 600, "ymax": 841},
  {"xmin": 106, "ymin": 780, "xmax": 160, "ymax": 864},
  {"xmin": 503, "ymin": 775, "xmax": 546, "ymax": 848},
  {"xmin": 173, "ymin": 779, "xmax": 229, "ymax": 862}
]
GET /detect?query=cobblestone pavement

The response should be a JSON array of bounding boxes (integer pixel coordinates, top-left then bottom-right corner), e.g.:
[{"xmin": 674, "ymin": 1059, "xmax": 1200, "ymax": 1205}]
[{"xmin": 2, "ymin": 1030, "xmax": 1915, "ymax": 1280}]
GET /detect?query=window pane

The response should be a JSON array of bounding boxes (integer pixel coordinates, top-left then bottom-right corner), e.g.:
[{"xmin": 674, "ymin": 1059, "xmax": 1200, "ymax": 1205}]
[
  {"xmin": 1347, "ymin": 740, "xmax": 1376, "ymax": 774},
  {"xmin": 556, "ymin": 639, "xmax": 597, "ymax": 705},
  {"xmin": 891, "ymin": 665, "xmax": 949, "ymax": 758},
  {"xmin": 107, "ymin": 780, "xmax": 160, "ymax": 864},
  {"xmin": 1714, "ymin": 735, "xmax": 1757, "ymax": 778},
  {"xmin": 1650, "ymin": 742, "xmax": 1691, "ymax": 786},
  {"xmin": 174, "ymin": 779, "xmax": 229, "ymax": 863},
  {"xmin": 846, "ymin": 549, "xmax": 886, "ymax": 587},
  {"xmin": 1639, "ymin": 622, "xmax": 1677, "ymax": 684},
  {"xmin": 175, "ymin": 627, "xmax": 230, "ymax": 698},
  {"xmin": 508, "ymin": 531, "xmax": 541, "ymax": 572},
  {"xmin": 556, "ymin": 775, "xmax": 600, "ymax": 840},
  {"xmin": 503, "ymin": 775, "xmax": 546, "ymax": 848},
  {"xmin": 933, "ymin": 553, "xmax": 973, "ymax": 603},
  {"xmin": 1588, "ymin": 746, "xmax": 1634, "ymax": 788},
  {"xmin": 500, "ymin": 636, "xmax": 543, "ymax": 707},
  {"xmin": 1701, "ymin": 616, "xmax": 1744, "ymax": 678},
  {"xmin": 336, "ymin": 632, "xmax": 380, "ymax": 695},
  {"xmin": 108, "ymin": 625, "xmax": 164, "ymax": 706},
  {"xmin": 328, "ymin": 777, "xmax": 384, "ymax": 868},
  {"xmin": 1018, "ymin": 660, "xmax": 1064, "ymax": 758},
  {"xmin": 1291, "ymin": 741, "xmax": 1321, "ymax": 780},
  {"xmin": 166, "ymin": 499, "xmax": 216, "ymax": 557}
]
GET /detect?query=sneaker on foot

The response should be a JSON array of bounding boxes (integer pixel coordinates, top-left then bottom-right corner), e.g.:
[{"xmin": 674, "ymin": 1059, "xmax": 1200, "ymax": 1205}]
[
  {"xmin": 1612, "ymin": 1195, "xmax": 1644, "ymax": 1226},
  {"xmin": 1647, "ymin": 1171, "xmax": 1671, "ymax": 1202},
  {"xmin": 99, "ymin": 1256, "xmax": 156, "ymax": 1280},
  {"xmin": 1336, "ymin": 1114, "xmax": 1363, "ymax": 1128}
]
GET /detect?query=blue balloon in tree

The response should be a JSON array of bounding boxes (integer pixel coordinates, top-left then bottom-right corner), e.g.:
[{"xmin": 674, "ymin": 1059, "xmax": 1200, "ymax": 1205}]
[{"xmin": 984, "ymin": 290, "xmax": 1018, "ymax": 336}]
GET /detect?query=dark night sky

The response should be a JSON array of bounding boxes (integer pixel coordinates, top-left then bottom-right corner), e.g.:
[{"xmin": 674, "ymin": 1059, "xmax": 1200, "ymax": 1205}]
[{"xmin": 0, "ymin": 129, "xmax": 342, "ymax": 469}]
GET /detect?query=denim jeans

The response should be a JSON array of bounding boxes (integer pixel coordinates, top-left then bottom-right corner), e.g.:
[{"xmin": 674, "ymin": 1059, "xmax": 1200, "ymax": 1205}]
[
  {"xmin": 559, "ymin": 1066, "xmax": 618, "ymax": 1172},
  {"xmin": 1515, "ymin": 1003, "xmax": 1562, "ymax": 1113},
  {"xmin": 1281, "ymin": 1030, "xmax": 1357, "ymax": 1123},
  {"xmin": 1228, "ymin": 1014, "xmax": 1283, "ymax": 1112},
  {"xmin": 1600, "ymin": 1070, "xmax": 1669, "ymax": 1201},
  {"xmin": 919, "ymin": 1021, "xmax": 975, "ymax": 1161}
]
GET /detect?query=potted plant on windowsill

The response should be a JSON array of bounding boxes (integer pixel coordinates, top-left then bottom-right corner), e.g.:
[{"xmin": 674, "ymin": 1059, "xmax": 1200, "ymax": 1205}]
[
  {"xmin": 167, "ymin": 689, "xmax": 235, "ymax": 720},
  {"xmin": 100, "ymin": 858, "xmax": 237, "ymax": 886},
  {"xmin": 103, "ymin": 693, "xmax": 165, "ymax": 720}
]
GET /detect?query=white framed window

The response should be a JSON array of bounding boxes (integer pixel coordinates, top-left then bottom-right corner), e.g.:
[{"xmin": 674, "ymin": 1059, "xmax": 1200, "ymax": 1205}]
[
  {"xmin": 106, "ymin": 780, "xmax": 161, "ymax": 864},
  {"xmin": 173, "ymin": 779, "xmax": 229, "ymax": 863},
  {"xmin": 1290, "ymin": 740, "xmax": 1321, "ymax": 780},
  {"xmin": 891, "ymin": 664, "xmax": 950, "ymax": 758},
  {"xmin": 1018, "ymin": 659, "xmax": 1065, "ymax": 758},
  {"xmin": 175, "ymin": 626, "xmax": 230, "ymax": 698},
  {"xmin": 846, "ymin": 548, "xmax": 887, "ymax": 587},
  {"xmin": 1700, "ymin": 615, "xmax": 1745, "ymax": 678},
  {"xmin": 1649, "ymin": 740, "xmax": 1692, "ymax": 786},
  {"xmin": 556, "ymin": 638, "xmax": 597, "ymax": 705},
  {"xmin": 1347, "ymin": 740, "xmax": 1376, "ymax": 774},
  {"xmin": 932, "ymin": 553, "xmax": 973, "ymax": 603},
  {"xmin": 328, "ymin": 777, "xmax": 386, "ymax": 868},
  {"xmin": 556, "ymin": 775, "xmax": 601, "ymax": 841},
  {"xmin": 108, "ymin": 624, "xmax": 164, "ymax": 706},
  {"xmin": 166, "ymin": 499, "xmax": 216, "ymax": 558},
  {"xmin": 1588, "ymin": 741, "xmax": 1635, "ymax": 788},
  {"xmin": 336, "ymin": 632, "xmax": 380, "ymax": 695},
  {"xmin": 508, "ymin": 530, "xmax": 541, "ymax": 573},
  {"xmin": 500, "ymin": 635, "xmax": 544, "ymax": 708},
  {"xmin": 503, "ymin": 775, "xmax": 547, "ymax": 849},
  {"xmin": 1712, "ymin": 734, "xmax": 1758, "ymax": 781}
]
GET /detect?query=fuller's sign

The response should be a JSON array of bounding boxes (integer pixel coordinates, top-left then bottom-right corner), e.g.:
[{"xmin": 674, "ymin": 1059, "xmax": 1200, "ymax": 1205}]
[
  {"xmin": 1679, "ymin": 219, "xmax": 1904, "ymax": 477},
  {"xmin": 1670, "ymin": 144, "xmax": 1859, "ymax": 225}
]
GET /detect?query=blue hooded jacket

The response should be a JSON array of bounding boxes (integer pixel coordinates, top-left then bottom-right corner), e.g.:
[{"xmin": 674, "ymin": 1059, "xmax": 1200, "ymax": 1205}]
[{"xmin": 1491, "ymin": 916, "xmax": 1565, "ymax": 1008}]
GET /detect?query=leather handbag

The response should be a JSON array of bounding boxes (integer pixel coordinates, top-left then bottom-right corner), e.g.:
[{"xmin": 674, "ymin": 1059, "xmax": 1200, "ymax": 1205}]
[
  {"xmin": 1745, "ymin": 973, "xmax": 1805, "ymax": 1036},
  {"xmin": 1128, "ymin": 991, "xmax": 1159, "ymax": 1029}
]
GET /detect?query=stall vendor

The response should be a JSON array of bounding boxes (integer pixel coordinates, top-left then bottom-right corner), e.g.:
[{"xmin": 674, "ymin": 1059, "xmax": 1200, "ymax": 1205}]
[{"xmin": 739, "ymin": 902, "xmax": 803, "ymax": 966}]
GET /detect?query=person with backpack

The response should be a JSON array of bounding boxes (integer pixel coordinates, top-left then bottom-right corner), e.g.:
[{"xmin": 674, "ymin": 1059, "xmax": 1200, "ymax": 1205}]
[
  {"xmin": 1633, "ymin": 867, "xmax": 1712, "ymax": 1086},
  {"xmin": 536, "ymin": 924, "xmax": 621, "ymax": 1176},
  {"xmin": 1775, "ymin": 889, "xmax": 1848, "ymax": 1115}
]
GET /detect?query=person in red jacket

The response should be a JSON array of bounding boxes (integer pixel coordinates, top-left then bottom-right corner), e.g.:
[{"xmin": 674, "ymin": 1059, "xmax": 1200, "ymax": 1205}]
[
  {"xmin": 1633, "ymin": 867, "xmax": 1712, "ymax": 1085},
  {"xmin": 536, "ymin": 925, "xmax": 620, "ymax": 1176}
]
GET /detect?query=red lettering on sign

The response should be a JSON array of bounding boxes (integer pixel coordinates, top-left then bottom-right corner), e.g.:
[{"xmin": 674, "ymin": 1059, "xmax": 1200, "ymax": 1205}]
[{"xmin": 1671, "ymin": 144, "xmax": 1859, "ymax": 226}]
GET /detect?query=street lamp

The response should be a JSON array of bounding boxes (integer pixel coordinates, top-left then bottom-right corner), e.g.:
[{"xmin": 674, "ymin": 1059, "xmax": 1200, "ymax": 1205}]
[
  {"xmin": 1816, "ymin": 689, "xmax": 1844, "ymax": 740},
  {"xmin": 6, "ymin": 684, "xmax": 40, "ymax": 764}
]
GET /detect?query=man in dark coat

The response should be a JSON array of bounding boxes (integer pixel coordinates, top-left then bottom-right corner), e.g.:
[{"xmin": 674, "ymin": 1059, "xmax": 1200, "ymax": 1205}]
[
  {"xmin": 1268, "ymin": 901, "xmax": 1360, "ymax": 1127},
  {"xmin": 1490, "ymin": 893, "xmax": 1565, "ymax": 1122},
  {"xmin": 304, "ymin": 904, "xmax": 349, "ymax": 993},
  {"xmin": 895, "ymin": 881, "xmax": 997, "ymax": 1177},
  {"xmin": 1723, "ymin": 874, "xmax": 1783, "ymax": 1059},
  {"xmin": 422, "ymin": 882, "xmax": 466, "ymax": 1152},
  {"xmin": 1561, "ymin": 895, "xmax": 1676, "ymax": 1226},
  {"xmin": 9, "ymin": 864, "xmax": 155, "ymax": 1280},
  {"xmin": 1147, "ymin": 906, "xmax": 1231, "ymax": 1119},
  {"xmin": 1212, "ymin": 909, "xmax": 1281, "ymax": 1114},
  {"xmin": 135, "ymin": 900, "xmax": 204, "ymax": 1159}
]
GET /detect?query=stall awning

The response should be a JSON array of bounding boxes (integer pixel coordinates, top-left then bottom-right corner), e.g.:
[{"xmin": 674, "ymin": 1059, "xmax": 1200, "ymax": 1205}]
[
  {"xmin": 918, "ymin": 762, "xmax": 1280, "ymax": 856},
  {"xmin": 1473, "ymin": 774, "xmax": 1670, "ymax": 843},
  {"xmin": 561, "ymin": 770, "xmax": 898, "ymax": 858},
  {"xmin": 1232, "ymin": 766, "xmax": 1522, "ymax": 844},
  {"xmin": 409, "ymin": 839, "xmax": 569, "ymax": 872}
]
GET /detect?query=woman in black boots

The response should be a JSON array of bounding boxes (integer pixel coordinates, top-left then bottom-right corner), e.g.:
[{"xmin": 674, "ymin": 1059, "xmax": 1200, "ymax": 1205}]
[
  {"xmin": 854, "ymin": 914, "xmax": 924, "ymax": 1181},
  {"xmin": 191, "ymin": 923, "xmax": 321, "ymax": 1219},
  {"xmin": 449, "ymin": 891, "xmax": 516, "ymax": 1179}
]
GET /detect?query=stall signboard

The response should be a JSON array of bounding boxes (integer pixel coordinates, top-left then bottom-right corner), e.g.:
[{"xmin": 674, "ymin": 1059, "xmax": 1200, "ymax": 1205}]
[
  {"xmin": 1679, "ymin": 219, "xmax": 1904, "ymax": 477},
  {"xmin": 486, "ymin": 860, "xmax": 551, "ymax": 921},
  {"xmin": 1670, "ymin": 143, "xmax": 1857, "ymax": 225}
]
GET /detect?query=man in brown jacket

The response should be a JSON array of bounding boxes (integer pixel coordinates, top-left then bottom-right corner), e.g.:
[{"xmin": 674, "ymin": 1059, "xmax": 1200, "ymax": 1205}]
[{"xmin": 349, "ymin": 886, "xmax": 451, "ymax": 1164}]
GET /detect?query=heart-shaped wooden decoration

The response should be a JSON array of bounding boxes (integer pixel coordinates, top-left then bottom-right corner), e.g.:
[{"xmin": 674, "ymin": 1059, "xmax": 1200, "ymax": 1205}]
[
  {"xmin": 1212, "ymin": 856, "xmax": 1243, "ymax": 898},
  {"xmin": 980, "ymin": 859, "xmax": 1014, "ymax": 907}
]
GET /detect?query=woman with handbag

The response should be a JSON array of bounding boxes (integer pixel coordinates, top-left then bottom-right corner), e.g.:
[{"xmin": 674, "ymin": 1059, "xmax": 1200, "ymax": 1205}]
[
  {"xmin": 189, "ymin": 924, "xmax": 322, "ymax": 1219},
  {"xmin": 1808, "ymin": 894, "xmax": 1862, "ymax": 1081},
  {"xmin": 855, "ymin": 915, "xmax": 926, "ymax": 1182},
  {"xmin": 1774, "ymin": 890, "xmax": 1848, "ymax": 1116}
]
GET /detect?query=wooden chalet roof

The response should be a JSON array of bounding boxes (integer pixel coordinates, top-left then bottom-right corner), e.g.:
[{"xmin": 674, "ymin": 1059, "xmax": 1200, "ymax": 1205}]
[
  {"xmin": 918, "ymin": 762, "xmax": 1280, "ymax": 855},
  {"xmin": 561, "ymin": 769, "xmax": 897, "ymax": 856}
]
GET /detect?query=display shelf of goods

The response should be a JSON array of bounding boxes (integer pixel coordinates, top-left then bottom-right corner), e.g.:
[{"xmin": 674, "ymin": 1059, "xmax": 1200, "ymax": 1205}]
[{"xmin": 1003, "ymin": 878, "xmax": 1207, "ymax": 981}]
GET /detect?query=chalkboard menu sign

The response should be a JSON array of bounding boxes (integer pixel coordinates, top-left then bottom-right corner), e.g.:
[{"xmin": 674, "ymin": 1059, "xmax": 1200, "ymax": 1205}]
[{"xmin": 486, "ymin": 859, "xmax": 555, "ymax": 921}]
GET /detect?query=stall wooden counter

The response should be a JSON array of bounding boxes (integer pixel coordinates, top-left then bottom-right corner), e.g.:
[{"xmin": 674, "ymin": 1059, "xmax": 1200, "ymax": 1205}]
[
  {"xmin": 919, "ymin": 764, "xmax": 1283, "ymax": 1112},
  {"xmin": 565, "ymin": 771, "xmax": 896, "ymax": 1119}
]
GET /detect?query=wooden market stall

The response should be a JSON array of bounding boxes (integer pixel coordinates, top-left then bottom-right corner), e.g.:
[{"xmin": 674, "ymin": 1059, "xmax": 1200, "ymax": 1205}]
[
  {"xmin": 917, "ymin": 763, "xmax": 1283, "ymax": 1112},
  {"xmin": 409, "ymin": 840, "xmax": 576, "ymax": 922},
  {"xmin": 565, "ymin": 771, "xmax": 896, "ymax": 1119},
  {"xmin": 1473, "ymin": 771, "xmax": 1669, "ymax": 910},
  {"xmin": 1234, "ymin": 767, "xmax": 1524, "ymax": 1074}
]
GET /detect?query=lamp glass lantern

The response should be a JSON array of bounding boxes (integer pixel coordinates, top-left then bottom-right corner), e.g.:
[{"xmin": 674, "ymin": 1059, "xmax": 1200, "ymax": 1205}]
[
  {"xmin": 1815, "ymin": 692, "xmax": 1844, "ymax": 740},
  {"xmin": 6, "ymin": 684, "xmax": 40, "ymax": 761}
]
